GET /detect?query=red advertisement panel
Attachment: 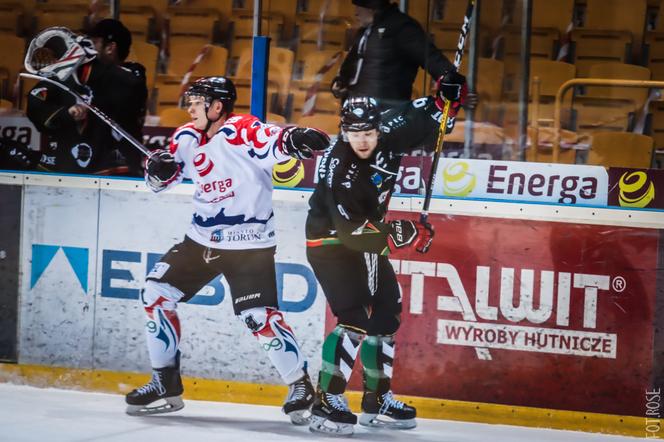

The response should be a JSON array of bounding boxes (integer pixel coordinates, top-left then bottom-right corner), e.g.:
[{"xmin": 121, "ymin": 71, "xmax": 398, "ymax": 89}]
[{"xmin": 326, "ymin": 213, "xmax": 659, "ymax": 416}]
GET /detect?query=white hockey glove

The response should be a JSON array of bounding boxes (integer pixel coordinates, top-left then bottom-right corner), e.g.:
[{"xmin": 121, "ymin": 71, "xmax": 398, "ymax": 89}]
[
  {"xmin": 280, "ymin": 126, "xmax": 330, "ymax": 160},
  {"xmin": 145, "ymin": 150, "xmax": 181, "ymax": 192}
]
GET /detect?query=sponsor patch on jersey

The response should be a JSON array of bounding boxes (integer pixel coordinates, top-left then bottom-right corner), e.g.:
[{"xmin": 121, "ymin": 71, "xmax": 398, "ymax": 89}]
[
  {"xmin": 210, "ymin": 229, "xmax": 223, "ymax": 242},
  {"xmin": 147, "ymin": 262, "xmax": 170, "ymax": 280}
]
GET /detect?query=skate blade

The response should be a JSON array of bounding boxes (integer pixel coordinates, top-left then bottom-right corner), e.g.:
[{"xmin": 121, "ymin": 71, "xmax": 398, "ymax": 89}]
[
  {"xmin": 287, "ymin": 408, "xmax": 312, "ymax": 425},
  {"xmin": 126, "ymin": 396, "xmax": 185, "ymax": 416},
  {"xmin": 359, "ymin": 413, "xmax": 417, "ymax": 430},
  {"xmin": 309, "ymin": 414, "xmax": 354, "ymax": 436}
]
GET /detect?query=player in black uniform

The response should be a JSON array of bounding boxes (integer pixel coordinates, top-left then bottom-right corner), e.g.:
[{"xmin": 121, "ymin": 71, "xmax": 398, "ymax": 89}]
[
  {"xmin": 25, "ymin": 26, "xmax": 147, "ymax": 175},
  {"xmin": 306, "ymin": 88, "xmax": 464, "ymax": 435}
]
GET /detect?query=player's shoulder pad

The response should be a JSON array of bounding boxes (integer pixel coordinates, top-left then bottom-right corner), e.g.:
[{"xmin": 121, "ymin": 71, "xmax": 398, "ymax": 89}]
[
  {"xmin": 170, "ymin": 122, "xmax": 203, "ymax": 153},
  {"xmin": 121, "ymin": 61, "xmax": 147, "ymax": 79}
]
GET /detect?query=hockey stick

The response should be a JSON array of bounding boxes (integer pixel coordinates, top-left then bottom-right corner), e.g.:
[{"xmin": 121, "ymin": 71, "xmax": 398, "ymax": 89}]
[
  {"xmin": 20, "ymin": 72, "xmax": 150, "ymax": 156},
  {"xmin": 420, "ymin": 0, "xmax": 475, "ymax": 226}
]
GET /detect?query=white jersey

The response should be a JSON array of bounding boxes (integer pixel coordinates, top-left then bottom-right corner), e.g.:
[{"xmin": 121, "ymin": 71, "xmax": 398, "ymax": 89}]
[{"xmin": 155, "ymin": 113, "xmax": 291, "ymax": 250}]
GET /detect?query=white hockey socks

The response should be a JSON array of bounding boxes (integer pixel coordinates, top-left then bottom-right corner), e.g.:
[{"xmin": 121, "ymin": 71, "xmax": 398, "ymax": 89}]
[
  {"xmin": 240, "ymin": 307, "xmax": 306, "ymax": 385},
  {"xmin": 141, "ymin": 280, "xmax": 182, "ymax": 369}
]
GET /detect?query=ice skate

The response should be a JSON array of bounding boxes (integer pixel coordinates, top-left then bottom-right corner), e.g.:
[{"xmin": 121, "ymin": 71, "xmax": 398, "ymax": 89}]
[
  {"xmin": 309, "ymin": 390, "xmax": 357, "ymax": 436},
  {"xmin": 125, "ymin": 364, "xmax": 184, "ymax": 416},
  {"xmin": 282, "ymin": 372, "xmax": 315, "ymax": 425},
  {"xmin": 359, "ymin": 390, "xmax": 416, "ymax": 429}
]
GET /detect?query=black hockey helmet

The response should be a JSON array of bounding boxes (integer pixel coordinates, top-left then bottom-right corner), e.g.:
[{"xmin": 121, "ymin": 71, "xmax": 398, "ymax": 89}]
[
  {"xmin": 340, "ymin": 97, "xmax": 381, "ymax": 132},
  {"xmin": 185, "ymin": 76, "xmax": 237, "ymax": 113}
]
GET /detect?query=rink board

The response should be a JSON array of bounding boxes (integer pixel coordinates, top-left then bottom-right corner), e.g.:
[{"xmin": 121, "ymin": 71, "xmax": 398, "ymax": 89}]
[{"xmin": 1, "ymin": 172, "xmax": 664, "ymax": 438}]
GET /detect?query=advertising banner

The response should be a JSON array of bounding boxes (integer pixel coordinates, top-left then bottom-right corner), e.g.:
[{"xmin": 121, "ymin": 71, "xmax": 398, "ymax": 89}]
[
  {"xmin": 335, "ymin": 212, "xmax": 658, "ymax": 416},
  {"xmin": 19, "ymin": 185, "xmax": 100, "ymax": 368},
  {"xmin": 432, "ymin": 158, "xmax": 609, "ymax": 205},
  {"xmin": 0, "ymin": 184, "xmax": 21, "ymax": 361},
  {"xmin": 608, "ymin": 167, "xmax": 664, "ymax": 209},
  {"xmin": 0, "ymin": 116, "xmax": 40, "ymax": 150},
  {"xmin": 18, "ymin": 182, "xmax": 326, "ymax": 383}
]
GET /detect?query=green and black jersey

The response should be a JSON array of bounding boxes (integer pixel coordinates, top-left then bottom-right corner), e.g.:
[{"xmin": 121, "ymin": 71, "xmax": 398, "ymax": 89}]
[{"xmin": 305, "ymin": 96, "xmax": 445, "ymax": 254}]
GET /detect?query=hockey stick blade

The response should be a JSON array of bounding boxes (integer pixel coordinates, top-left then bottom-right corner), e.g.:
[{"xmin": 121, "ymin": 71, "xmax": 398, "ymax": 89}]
[{"xmin": 20, "ymin": 72, "xmax": 150, "ymax": 156}]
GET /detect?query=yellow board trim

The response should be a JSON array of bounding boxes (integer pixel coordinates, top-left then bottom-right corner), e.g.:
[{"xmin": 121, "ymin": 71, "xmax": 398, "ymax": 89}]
[{"xmin": 0, "ymin": 363, "xmax": 658, "ymax": 439}]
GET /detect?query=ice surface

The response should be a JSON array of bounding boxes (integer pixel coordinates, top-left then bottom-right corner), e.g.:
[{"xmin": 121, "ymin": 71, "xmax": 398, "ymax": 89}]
[{"xmin": 0, "ymin": 383, "xmax": 647, "ymax": 442}]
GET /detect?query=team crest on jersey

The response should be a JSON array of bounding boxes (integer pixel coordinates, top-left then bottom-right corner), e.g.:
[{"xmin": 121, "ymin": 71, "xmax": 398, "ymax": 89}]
[
  {"xmin": 193, "ymin": 152, "xmax": 214, "ymax": 177},
  {"xmin": 371, "ymin": 172, "xmax": 383, "ymax": 189}
]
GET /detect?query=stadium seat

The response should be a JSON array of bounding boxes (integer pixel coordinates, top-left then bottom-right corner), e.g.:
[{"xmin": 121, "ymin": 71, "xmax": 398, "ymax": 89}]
[
  {"xmin": 649, "ymin": 102, "xmax": 664, "ymax": 150},
  {"xmin": 287, "ymin": 88, "xmax": 339, "ymax": 122},
  {"xmin": 154, "ymin": 75, "xmax": 186, "ymax": 113},
  {"xmin": 584, "ymin": 62, "xmax": 651, "ymax": 107},
  {"xmin": 0, "ymin": 2, "xmax": 25, "ymax": 36},
  {"xmin": 530, "ymin": 60, "xmax": 576, "ymax": 99},
  {"xmin": 294, "ymin": 49, "xmax": 343, "ymax": 85},
  {"xmin": 119, "ymin": 9, "xmax": 155, "ymax": 41},
  {"xmin": 168, "ymin": 41, "xmax": 228, "ymax": 78},
  {"xmin": 570, "ymin": 29, "xmax": 632, "ymax": 77},
  {"xmin": 572, "ymin": 97, "xmax": 637, "ymax": 133},
  {"xmin": 297, "ymin": 0, "xmax": 353, "ymax": 19},
  {"xmin": 233, "ymin": 46, "xmax": 294, "ymax": 100},
  {"xmin": 127, "ymin": 40, "xmax": 159, "ymax": 90},
  {"xmin": 0, "ymin": 34, "xmax": 25, "ymax": 96},
  {"xmin": 266, "ymin": 112, "xmax": 287, "ymax": 124},
  {"xmin": 294, "ymin": 16, "xmax": 349, "ymax": 58},
  {"xmin": 532, "ymin": 0, "xmax": 574, "ymax": 33},
  {"xmin": 159, "ymin": 107, "xmax": 190, "ymax": 127},
  {"xmin": 587, "ymin": 131, "xmax": 653, "ymax": 168},
  {"xmin": 168, "ymin": 11, "xmax": 218, "ymax": 41},
  {"xmin": 583, "ymin": 0, "xmax": 647, "ymax": 52},
  {"xmin": 460, "ymin": 57, "xmax": 504, "ymax": 105},
  {"xmin": 643, "ymin": 32, "xmax": 664, "ymax": 80},
  {"xmin": 33, "ymin": 8, "xmax": 87, "ymax": 33},
  {"xmin": 297, "ymin": 114, "xmax": 339, "ymax": 135},
  {"xmin": 230, "ymin": 12, "xmax": 283, "ymax": 45}
]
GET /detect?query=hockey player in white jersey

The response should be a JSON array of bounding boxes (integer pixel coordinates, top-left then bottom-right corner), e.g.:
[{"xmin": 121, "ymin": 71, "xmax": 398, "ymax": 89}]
[{"xmin": 125, "ymin": 77, "xmax": 330, "ymax": 424}]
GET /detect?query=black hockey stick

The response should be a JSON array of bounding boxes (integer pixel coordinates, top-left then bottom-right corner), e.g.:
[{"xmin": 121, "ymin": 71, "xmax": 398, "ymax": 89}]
[
  {"xmin": 20, "ymin": 72, "xmax": 150, "ymax": 156},
  {"xmin": 420, "ymin": 0, "xmax": 475, "ymax": 228}
]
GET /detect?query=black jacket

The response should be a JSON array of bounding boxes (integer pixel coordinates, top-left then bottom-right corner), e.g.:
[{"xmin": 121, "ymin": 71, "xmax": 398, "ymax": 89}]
[
  {"xmin": 306, "ymin": 96, "xmax": 445, "ymax": 254},
  {"xmin": 26, "ymin": 60, "xmax": 147, "ymax": 175},
  {"xmin": 337, "ymin": 4, "xmax": 454, "ymax": 102}
]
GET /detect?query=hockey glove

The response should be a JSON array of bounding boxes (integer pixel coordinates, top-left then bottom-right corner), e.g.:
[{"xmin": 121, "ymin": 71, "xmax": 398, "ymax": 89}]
[
  {"xmin": 280, "ymin": 126, "xmax": 330, "ymax": 160},
  {"xmin": 145, "ymin": 149, "xmax": 181, "ymax": 192},
  {"xmin": 437, "ymin": 70, "xmax": 467, "ymax": 102},
  {"xmin": 387, "ymin": 219, "xmax": 435, "ymax": 254}
]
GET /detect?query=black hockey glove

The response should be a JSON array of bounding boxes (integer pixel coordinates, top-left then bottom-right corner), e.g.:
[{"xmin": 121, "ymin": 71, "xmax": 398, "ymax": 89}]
[
  {"xmin": 437, "ymin": 70, "xmax": 467, "ymax": 102},
  {"xmin": 145, "ymin": 150, "xmax": 180, "ymax": 191},
  {"xmin": 280, "ymin": 126, "xmax": 330, "ymax": 160},
  {"xmin": 387, "ymin": 219, "xmax": 435, "ymax": 254}
]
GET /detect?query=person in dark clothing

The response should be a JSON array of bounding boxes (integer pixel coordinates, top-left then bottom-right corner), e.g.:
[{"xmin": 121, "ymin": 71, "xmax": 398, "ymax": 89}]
[
  {"xmin": 26, "ymin": 24, "xmax": 147, "ymax": 175},
  {"xmin": 307, "ymin": 93, "xmax": 456, "ymax": 435},
  {"xmin": 87, "ymin": 18, "xmax": 148, "ymax": 174},
  {"xmin": 332, "ymin": 0, "xmax": 470, "ymax": 111}
]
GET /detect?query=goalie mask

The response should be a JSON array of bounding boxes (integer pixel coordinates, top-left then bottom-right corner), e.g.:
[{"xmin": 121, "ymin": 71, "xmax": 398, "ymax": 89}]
[{"xmin": 25, "ymin": 27, "xmax": 97, "ymax": 82}]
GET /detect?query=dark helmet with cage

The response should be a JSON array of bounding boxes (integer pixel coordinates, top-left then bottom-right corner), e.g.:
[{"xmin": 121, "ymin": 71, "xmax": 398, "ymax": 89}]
[
  {"xmin": 340, "ymin": 97, "xmax": 381, "ymax": 132},
  {"xmin": 184, "ymin": 76, "xmax": 237, "ymax": 114}
]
